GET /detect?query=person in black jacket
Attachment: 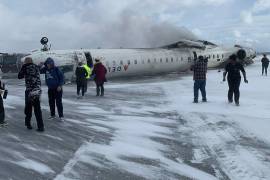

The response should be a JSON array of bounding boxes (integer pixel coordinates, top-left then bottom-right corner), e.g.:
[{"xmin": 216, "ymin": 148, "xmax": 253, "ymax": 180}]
[
  {"xmin": 18, "ymin": 57, "xmax": 44, "ymax": 132},
  {"xmin": 76, "ymin": 62, "xmax": 88, "ymax": 98},
  {"xmin": 261, "ymin": 54, "xmax": 269, "ymax": 76},
  {"xmin": 0, "ymin": 80, "xmax": 7, "ymax": 127},
  {"xmin": 223, "ymin": 54, "xmax": 248, "ymax": 106}
]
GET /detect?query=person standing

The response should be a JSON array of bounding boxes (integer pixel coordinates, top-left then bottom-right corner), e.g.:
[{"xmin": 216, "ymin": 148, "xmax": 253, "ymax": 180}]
[
  {"xmin": 76, "ymin": 62, "xmax": 88, "ymax": 98},
  {"xmin": 223, "ymin": 54, "xmax": 248, "ymax": 106},
  {"xmin": 0, "ymin": 80, "xmax": 7, "ymax": 127},
  {"xmin": 91, "ymin": 58, "xmax": 107, "ymax": 96},
  {"xmin": 18, "ymin": 57, "xmax": 44, "ymax": 131},
  {"xmin": 40, "ymin": 58, "xmax": 64, "ymax": 120},
  {"xmin": 261, "ymin": 54, "xmax": 269, "ymax": 76},
  {"xmin": 83, "ymin": 63, "xmax": 92, "ymax": 93},
  {"xmin": 192, "ymin": 56, "xmax": 208, "ymax": 103}
]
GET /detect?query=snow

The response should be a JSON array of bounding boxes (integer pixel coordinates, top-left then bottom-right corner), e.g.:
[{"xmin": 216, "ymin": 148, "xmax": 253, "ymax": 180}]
[
  {"xmin": 14, "ymin": 159, "xmax": 54, "ymax": 175},
  {"xmin": 1, "ymin": 56, "xmax": 270, "ymax": 180}
]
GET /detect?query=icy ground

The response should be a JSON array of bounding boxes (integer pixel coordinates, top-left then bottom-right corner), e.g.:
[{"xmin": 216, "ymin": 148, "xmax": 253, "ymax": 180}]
[{"xmin": 0, "ymin": 56, "xmax": 270, "ymax": 180}]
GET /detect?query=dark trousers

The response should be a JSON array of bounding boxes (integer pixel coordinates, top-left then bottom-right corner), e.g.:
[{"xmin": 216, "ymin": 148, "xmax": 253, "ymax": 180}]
[
  {"xmin": 25, "ymin": 91, "xmax": 44, "ymax": 129},
  {"xmin": 228, "ymin": 78, "xmax": 241, "ymax": 103},
  {"xmin": 77, "ymin": 83, "xmax": 85, "ymax": 96},
  {"xmin": 84, "ymin": 81, "xmax": 88, "ymax": 93},
  {"xmin": 0, "ymin": 96, "xmax": 5, "ymax": 123},
  {"xmin": 262, "ymin": 65, "xmax": 268, "ymax": 75},
  {"xmin": 95, "ymin": 82, "xmax": 104, "ymax": 96},
  {"xmin": 194, "ymin": 80, "xmax": 207, "ymax": 101},
  {"xmin": 48, "ymin": 88, "xmax": 63, "ymax": 117}
]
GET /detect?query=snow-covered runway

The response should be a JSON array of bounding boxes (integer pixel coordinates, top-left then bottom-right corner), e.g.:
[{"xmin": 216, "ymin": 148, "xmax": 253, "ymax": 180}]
[{"xmin": 0, "ymin": 57, "xmax": 270, "ymax": 180}]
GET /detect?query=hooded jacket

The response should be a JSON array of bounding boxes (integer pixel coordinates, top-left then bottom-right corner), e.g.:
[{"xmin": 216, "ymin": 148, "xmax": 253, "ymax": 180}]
[
  {"xmin": 92, "ymin": 62, "xmax": 107, "ymax": 84},
  {"xmin": 76, "ymin": 65, "xmax": 88, "ymax": 85},
  {"xmin": 261, "ymin": 57, "xmax": 269, "ymax": 67},
  {"xmin": 18, "ymin": 63, "xmax": 42, "ymax": 100},
  {"xmin": 40, "ymin": 58, "xmax": 64, "ymax": 89}
]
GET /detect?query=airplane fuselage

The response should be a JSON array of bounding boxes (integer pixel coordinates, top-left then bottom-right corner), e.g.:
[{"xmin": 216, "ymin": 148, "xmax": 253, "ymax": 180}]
[{"xmin": 25, "ymin": 46, "xmax": 250, "ymax": 80}]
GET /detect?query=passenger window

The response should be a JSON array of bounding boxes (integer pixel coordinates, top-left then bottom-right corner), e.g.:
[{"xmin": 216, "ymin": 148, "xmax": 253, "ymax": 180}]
[
  {"xmin": 134, "ymin": 60, "xmax": 137, "ymax": 64},
  {"xmin": 166, "ymin": 58, "xmax": 169, "ymax": 63},
  {"xmin": 127, "ymin": 60, "xmax": 131, "ymax": 65},
  {"xmin": 160, "ymin": 58, "xmax": 163, "ymax": 63},
  {"xmin": 208, "ymin": 55, "xmax": 211, "ymax": 59},
  {"xmin": 217, "ymin": 54, "xmax": 219, "ymax": 58},
  {"xmin": 176, "ymin": 57, "xmax": 179, "ymax": 62},
  {"xmin": 222, "ymin": 54, "xmax": 224, "ymax": 58},
  {"xmin": 148, "ymin": 59, "xmax": 151, "ymax": 63},
  {"xmin": 171, "ymin": 58, "xmax": 173, "ymax": 62},
  {"xmin": 142, "ymin": 60, "xmax": 145, "ymax": 64},
  {"xmin": 213, "ymin": 55, "xmax": 215, "ymax": 59},
  {"xmin": 154, "ymin": 58, "xmax": 157, "ymax": 63},
  {"xmin": 181, "ymin": 57, "xmax": 183, "ymax": 61}
]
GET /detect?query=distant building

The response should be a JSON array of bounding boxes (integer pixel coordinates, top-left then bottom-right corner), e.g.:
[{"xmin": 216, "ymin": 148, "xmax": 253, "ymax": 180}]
[{"xmin": 0, "ymin": 53, "xmax": 28, "ymax": 73}]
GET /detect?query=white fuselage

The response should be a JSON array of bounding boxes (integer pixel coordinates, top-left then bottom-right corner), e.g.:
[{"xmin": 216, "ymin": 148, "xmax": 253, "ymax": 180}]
[{"xmin": 24, "ymin": 44, "xmax": 255, "ymax": 79}]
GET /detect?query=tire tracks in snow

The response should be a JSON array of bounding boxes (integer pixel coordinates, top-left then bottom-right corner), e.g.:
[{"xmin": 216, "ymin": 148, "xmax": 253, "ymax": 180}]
[{"xmin": 182, "ymin": 112, "xmax": 270, "ymax": 180}]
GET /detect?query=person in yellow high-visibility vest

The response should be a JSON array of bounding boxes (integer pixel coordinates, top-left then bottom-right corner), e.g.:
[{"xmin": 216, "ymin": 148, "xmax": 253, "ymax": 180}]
[{"xmin": 83, "ymin": 64, "xmax": 92, "ymax": 93}]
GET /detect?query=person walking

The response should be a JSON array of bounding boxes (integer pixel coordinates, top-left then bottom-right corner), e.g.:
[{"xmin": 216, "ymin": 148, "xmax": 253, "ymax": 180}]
[
  {"xmin": 223, "ymin": 54, "xmax": 248, "ymax": 106},
  {"xmin": 261, "ymin": 54, "xmax": 269, "ymax": 76},
  {"xmin": 76, "ymin": 62, "xmax": 88, "ymax": 98},
  {"xmin": 40, "ymin": 57, "xmax": 65, "ymax": 120},
  {"xmin": 91, "ymin": 58, "xmax": 107, "ymax": 96},
  {"xmin": 0, "ymin": 80, "xmax": 7, "ymax": 127},
  {"xmin": 18, "ymin": 57, "xmax": 44, "ymax": 132},
  {"xmin": 192, "ymin": 56, "xmax": 208, "ymax": 103}
]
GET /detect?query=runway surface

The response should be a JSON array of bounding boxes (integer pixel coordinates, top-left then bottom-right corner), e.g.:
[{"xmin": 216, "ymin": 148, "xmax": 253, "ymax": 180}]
[{"xmin": 0, "ymin": 57, "xmax": 270, "ymax": 180}]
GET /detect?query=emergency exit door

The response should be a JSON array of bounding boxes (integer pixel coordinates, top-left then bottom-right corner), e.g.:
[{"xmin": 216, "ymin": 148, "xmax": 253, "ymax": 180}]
[{"xmin": 84, "ymin": 52, "xmax": 93, "ymax": 68}]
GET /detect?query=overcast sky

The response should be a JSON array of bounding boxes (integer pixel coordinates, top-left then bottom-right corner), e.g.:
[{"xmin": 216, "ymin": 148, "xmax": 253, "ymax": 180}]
[{"xmin": 0, "ymin": 0, "xmax": 269, "ymax": 52}]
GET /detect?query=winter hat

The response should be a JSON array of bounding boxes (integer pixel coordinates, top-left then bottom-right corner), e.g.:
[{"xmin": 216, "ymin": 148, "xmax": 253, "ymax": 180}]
[{"xmin": 45, "ymin": 57, "xmax": 55, "ymax": 67}]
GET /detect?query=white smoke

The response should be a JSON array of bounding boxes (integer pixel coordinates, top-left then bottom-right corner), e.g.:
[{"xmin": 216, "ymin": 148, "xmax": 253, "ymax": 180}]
[{"xmin": 0, "ymin": 1, "xmax": 199, "ymax": 52}]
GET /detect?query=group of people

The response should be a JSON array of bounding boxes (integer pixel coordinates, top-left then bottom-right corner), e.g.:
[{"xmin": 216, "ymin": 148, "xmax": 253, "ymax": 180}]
[
  {"xmin": 192, "ymin": 54, "xmax": 248, "ymax": 106},
  {"xmin": 17, "ymin": 57, "xmax": 65, "ymax": 131},
  {"xmin": 0, "ymin": 57, "xmax": 108, "ymax": 131},
  {"xmin": 75, "ymin": 58, "xmax": 107, "ymax": 98}
]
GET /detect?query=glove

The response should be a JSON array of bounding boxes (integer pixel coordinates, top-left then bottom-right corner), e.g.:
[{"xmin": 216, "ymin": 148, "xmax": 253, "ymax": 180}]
[{"xmin": 244, "ymin": 79, "xmax": 248, "ymax": 83}]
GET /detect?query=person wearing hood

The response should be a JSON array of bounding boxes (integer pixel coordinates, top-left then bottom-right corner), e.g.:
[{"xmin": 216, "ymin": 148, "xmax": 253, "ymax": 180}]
[
  {"xmin": 76, "ymin": 62, "xmax": 88, "ymax": 97},
  {"xmin": 91, "ymin": 58, "xmax": 107, "ymax": 96},
  {"xmin": 18, "ymin": 57, "xmax": 44, "ymax": 132},
  {"xmin": 40, "ymin": 57, "xmax": 64, "ymax": 120}
]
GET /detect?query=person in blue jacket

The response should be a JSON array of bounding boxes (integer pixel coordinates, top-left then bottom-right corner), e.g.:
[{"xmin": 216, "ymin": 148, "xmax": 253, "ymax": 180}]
[{"xmin": 40, "ymin": 58, "xmax": 64, "ymax": 120}]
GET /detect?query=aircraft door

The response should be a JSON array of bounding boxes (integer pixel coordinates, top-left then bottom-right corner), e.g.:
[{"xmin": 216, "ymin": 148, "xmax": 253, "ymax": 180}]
[
  {"xmin": 193, "ymin": 51, "xmax": 197, "ymax": 61},
  {"xmin": 84, "ymin": 52, "xmax": 93, "ymax": 68}
]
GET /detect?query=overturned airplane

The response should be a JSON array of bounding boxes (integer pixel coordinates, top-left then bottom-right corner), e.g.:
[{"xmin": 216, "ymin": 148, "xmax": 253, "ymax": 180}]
[{"xmin": 1, "ymin": 38, "xmax": 256, "ymax": 79}]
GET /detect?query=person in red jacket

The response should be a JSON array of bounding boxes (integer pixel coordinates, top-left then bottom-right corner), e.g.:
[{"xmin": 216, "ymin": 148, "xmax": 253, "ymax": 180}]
[{"xmin": 91, "ymin": 58, "xmax": 107, "ymax": 96}]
